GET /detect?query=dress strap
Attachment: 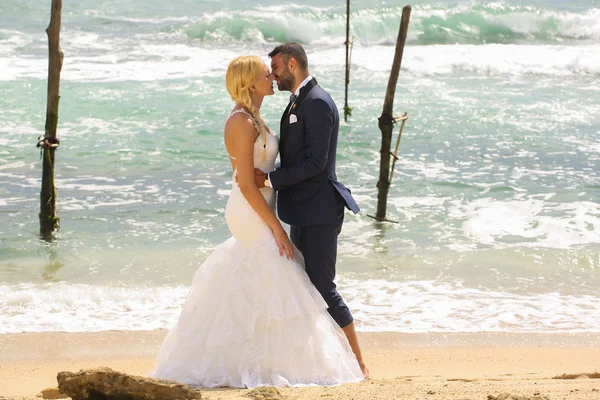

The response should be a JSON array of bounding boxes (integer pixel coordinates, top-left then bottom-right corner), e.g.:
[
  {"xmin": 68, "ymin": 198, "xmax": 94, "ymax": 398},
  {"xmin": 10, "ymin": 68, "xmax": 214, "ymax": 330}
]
[{"xmin": 230, "ymin": 109, "xmax": 261, "ymax": 134}]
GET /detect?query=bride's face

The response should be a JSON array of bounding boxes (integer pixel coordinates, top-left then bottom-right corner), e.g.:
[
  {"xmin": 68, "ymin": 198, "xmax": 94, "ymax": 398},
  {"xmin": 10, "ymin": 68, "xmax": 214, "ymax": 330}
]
[{"xmin": 252, "ymin": 64, "xmax": 275, "ymax": 97}]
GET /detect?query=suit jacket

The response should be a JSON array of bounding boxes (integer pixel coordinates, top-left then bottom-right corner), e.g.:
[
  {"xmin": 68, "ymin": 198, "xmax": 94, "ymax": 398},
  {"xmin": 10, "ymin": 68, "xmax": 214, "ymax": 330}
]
[{"xmin": 269, "ymin": 78, "xmax": 360, "ymax": 227}]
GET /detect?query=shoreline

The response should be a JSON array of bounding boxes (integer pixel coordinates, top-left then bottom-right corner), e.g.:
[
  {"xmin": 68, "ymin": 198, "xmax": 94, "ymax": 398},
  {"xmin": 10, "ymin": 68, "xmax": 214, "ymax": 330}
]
[{"xmin": 1, "ymin": 331, "xmax": 599, "ymax": 399}]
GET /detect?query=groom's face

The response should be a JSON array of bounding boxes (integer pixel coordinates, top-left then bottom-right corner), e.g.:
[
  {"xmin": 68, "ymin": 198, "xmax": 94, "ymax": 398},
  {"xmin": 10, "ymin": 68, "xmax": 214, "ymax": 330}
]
[{"xmin": 271, "ymin": 54, "xmax": 295, "ymax": 93}]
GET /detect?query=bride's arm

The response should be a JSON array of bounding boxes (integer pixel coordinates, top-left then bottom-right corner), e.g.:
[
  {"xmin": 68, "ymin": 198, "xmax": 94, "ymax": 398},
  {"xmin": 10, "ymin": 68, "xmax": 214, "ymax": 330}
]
[{"xmin": 228, "ymin": 115, "xmax": 294, "ymax": 259}]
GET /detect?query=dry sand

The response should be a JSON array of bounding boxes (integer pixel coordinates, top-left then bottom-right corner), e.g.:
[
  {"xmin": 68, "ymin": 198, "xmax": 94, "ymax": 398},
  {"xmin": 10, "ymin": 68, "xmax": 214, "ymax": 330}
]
[{"xmin": 1, "ymin": 331, "xmax": 599, "ymax": 399}]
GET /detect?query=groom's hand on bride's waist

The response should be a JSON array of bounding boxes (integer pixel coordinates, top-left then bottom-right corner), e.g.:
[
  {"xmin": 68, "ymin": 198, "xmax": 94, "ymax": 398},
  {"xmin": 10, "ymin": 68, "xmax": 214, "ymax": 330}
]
[
  {"xmin": 234, "ymin": 168, "xmax": 267, "ymax": 189},
  {"xmin": 254, "ymin": 169, "xmax": 267, "ymax": 188}
]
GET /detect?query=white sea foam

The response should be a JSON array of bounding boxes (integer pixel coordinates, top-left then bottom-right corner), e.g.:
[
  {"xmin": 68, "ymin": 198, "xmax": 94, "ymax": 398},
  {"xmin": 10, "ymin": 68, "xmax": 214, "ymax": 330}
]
[
  {"xmin": 0, "ymin": 29, "xmax": 35, "ymax": 56},
  {"xmin": 0, "ymin": 161, "xmax": 28, "ymax": 171},
  {"xmin": 454, "ymin": 198, "xmax": 600, "ymax": 249},
  {"xmin": 2, "ymin": 280, "xmax": 599, "ymax": 333},
  {"xmin": 103, "ymin": 16, "xmax": 191, "ymax": 25},
  {"xmin": 2, "ymin": 34, "xmax": 599, "ymax": 82},
  {"xmin": 0, "ymin": 283, "xmax": 188, "ymax": 333},
  {"xmin": 388, "ymin": 196, "xmax": 452, "ymax": 222},
  {"xmin": 0, "ymin": 197, "xmax": 28, "ymax": 207},
  {"xmin": 62, "ymin": 44, "xmax": 239, "ymax": 82},
  {"xmin": 342, "ymin": 278, "xmax": 600, "ymax": 333},
  {"xmin": 0, "ymin": 31, "xmax": 241, "ymax": 82},
  {"xmin": 333, "ymin": 44, "xmax": 600, "ymax": 77}
]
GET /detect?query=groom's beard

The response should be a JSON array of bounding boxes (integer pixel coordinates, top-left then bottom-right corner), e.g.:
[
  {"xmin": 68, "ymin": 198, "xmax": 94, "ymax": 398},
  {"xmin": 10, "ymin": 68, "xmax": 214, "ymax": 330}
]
[{"xmin": 277, "ymin": 69, "xmax": 295, "ymax": 92}]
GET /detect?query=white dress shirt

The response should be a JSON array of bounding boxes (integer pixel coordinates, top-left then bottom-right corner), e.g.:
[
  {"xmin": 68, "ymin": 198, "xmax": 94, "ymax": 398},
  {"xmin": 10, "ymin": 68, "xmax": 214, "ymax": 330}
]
[{"xmin": 294, "ymin": 75, "xmax": 313, "ymax": 97}]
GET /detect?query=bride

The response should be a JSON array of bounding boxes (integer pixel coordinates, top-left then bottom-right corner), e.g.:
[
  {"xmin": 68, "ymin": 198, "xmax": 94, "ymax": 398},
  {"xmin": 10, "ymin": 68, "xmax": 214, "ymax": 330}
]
[{"xmin": 149, "ymin": 55, "xmax": 364, "ymax": 388}]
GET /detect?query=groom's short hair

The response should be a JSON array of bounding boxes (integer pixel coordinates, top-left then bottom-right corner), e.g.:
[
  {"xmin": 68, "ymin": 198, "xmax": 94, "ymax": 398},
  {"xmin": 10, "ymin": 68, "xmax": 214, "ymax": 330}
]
[{"xmin": 268, "ymin": 42, "xmax": 308, "ymax": 72}]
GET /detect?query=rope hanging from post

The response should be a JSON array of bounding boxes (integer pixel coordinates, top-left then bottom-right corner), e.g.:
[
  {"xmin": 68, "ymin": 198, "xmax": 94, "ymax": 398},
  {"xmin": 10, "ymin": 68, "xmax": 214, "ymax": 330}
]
[
  {"xmin": 37, "ymin": 135, "xmax": 60, "ymax": 159},
  {"xmin": 377, "ymin": 113, "xmax": 396, "ymax": 129}
]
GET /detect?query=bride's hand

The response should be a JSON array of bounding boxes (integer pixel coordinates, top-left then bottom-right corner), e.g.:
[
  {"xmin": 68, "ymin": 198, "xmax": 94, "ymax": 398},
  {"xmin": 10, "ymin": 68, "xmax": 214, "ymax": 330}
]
[{"xmin": 273, "ymin": 226, "xmax": 294, "ymax": 260}]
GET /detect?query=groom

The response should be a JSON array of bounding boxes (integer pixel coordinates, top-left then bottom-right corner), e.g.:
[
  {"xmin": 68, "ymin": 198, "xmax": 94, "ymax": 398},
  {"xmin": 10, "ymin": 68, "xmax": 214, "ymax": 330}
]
[{"xmin": 253, "ymin": 42, "xmax": 368, "ymax": 378}]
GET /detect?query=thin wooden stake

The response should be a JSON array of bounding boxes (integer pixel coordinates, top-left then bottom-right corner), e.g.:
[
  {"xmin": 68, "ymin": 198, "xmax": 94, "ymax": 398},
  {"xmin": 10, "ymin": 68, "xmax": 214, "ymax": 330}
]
[
  {"xmin": 375, "ymin": 5, "xmax": 411, "ymax": 222},
  {"xmin": 343, "ymin": 0, "xmax": 351, "ymax": 121},
  {"xmin": 40, "ymin": 0, "xmax": 63, "ymax": 241}
]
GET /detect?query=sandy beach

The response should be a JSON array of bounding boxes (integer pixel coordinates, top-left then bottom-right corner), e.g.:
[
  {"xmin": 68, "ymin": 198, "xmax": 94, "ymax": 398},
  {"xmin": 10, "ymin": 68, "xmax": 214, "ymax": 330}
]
[{"xmin": 1, "ymin": 331, "xmax": 599, "ymax": 399}]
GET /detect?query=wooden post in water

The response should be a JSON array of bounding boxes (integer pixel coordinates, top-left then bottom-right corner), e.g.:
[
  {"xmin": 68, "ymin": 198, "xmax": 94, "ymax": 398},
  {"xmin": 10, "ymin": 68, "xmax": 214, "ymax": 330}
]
[
  {"xmin": 343, "ymin": 0, "xmax": 351, "ymax": 122},
  {"xmin": 375, "ymin": 5, "xmax": 411, "ymax": 222},
  {"xmin": 39, "ymin": 0, "xmax": 63, "ymax": 241}
]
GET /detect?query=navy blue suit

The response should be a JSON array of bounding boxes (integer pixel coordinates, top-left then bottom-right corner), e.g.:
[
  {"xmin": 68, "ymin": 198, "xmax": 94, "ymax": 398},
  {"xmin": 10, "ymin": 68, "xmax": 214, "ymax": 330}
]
[{"xmin": 269, "ymin": 78, "xmax": 360, "ymax": 328}]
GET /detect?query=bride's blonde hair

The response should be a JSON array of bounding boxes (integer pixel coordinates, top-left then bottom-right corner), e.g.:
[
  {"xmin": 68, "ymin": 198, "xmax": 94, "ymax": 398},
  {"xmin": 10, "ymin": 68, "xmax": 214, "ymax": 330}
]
[
  {"xmin": 226, "ymin": 56, "xmax": 262, "ymax": 111},
  {"xmin": 225, "ymin": 55, "xmax": 268, "ymax": 160}
]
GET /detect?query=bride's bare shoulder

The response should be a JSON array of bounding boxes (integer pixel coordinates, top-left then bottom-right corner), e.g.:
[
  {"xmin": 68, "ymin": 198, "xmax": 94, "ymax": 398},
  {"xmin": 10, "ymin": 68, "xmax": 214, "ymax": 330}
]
[{"xmin": 225, "ymin": 110, "xmax": 258, "ymax": 138}]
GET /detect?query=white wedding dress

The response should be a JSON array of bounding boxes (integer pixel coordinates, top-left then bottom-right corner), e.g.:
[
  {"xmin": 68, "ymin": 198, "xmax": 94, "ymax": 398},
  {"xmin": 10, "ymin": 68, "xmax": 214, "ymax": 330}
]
[{"xmin": 149, "ymin": 110, "xmax": 363, "ymax": 388}]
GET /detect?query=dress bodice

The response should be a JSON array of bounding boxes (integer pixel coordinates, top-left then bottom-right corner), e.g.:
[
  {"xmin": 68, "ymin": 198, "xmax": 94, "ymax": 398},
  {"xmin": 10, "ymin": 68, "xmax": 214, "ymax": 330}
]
[{"xmin": 228, "ymin": 109, "xmax": 279, "ymax": 174}]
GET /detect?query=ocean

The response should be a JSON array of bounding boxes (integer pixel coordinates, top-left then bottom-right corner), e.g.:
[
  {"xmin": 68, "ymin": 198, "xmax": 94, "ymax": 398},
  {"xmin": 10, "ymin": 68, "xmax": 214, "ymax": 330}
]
[{"xmin": 1, "ymin": 0, "xmax": 599, "ymax": 334}]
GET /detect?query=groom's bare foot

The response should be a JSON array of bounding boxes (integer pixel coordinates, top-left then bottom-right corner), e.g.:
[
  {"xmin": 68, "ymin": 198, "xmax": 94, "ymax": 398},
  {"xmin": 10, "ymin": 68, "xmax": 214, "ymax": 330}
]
[
  {"xmin": 341, "ymin": 322, "xmax": 370, "ymax": 379},
  {"xmin": 360, "ymin": 363, "xmax": 370, "ymax": 379}
]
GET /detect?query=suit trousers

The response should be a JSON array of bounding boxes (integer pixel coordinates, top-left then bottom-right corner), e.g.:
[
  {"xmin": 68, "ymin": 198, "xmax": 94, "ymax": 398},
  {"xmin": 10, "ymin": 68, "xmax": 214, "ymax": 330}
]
[{"xmin": 290, "ymin": 196, "xmax": 354, "ymax": 328}]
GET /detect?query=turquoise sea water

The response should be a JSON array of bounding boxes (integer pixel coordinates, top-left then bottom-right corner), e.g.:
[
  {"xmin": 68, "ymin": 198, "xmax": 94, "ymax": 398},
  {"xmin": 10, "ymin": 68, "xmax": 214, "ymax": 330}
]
[{"xmin": 1, "ymin": 0, "xmax": 599, "ymax": 333}]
